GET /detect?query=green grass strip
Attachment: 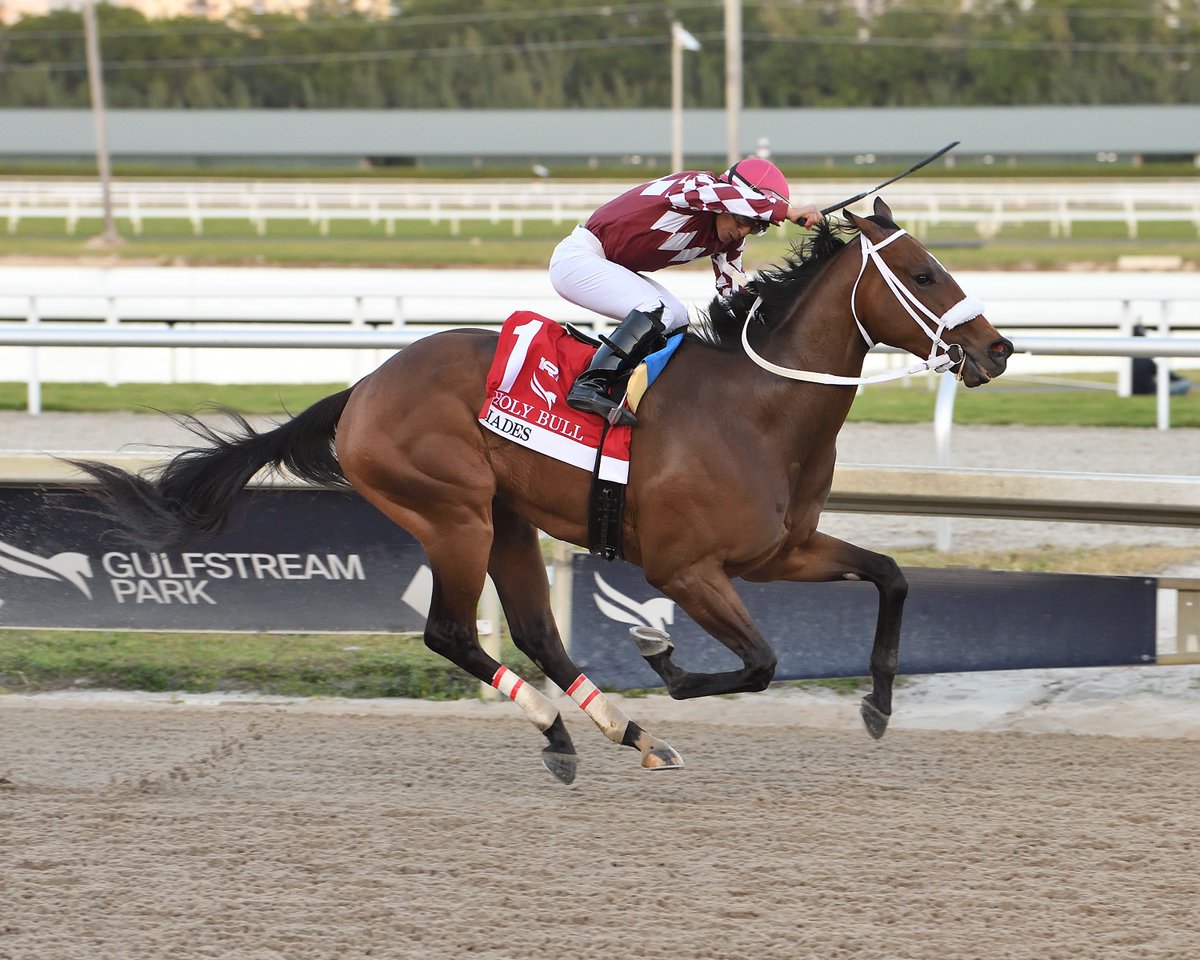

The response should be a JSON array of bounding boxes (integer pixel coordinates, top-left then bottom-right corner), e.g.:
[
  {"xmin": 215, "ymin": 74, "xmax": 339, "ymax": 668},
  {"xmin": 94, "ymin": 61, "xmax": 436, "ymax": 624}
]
[
  {"xmin": 0, "ymin": 382, "xmax": 346, "ymax": 415},
  {"xmin": 0, "ymin": 629, "xmax": 542, "ymax": 699}
]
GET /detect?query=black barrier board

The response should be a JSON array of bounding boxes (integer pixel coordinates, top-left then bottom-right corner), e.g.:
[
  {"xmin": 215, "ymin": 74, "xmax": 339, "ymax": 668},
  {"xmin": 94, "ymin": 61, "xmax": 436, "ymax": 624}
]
[
  {"xmin": 0, "ymin": 486, "xmax": 431, "ymax": 632},
  {"xmin": 569, "ymin": 556, "xmax": 1156, "ymax": 688},
  {"xmin": 1, "ymin": 484, "xmax": 1160, "ymax": 677}
]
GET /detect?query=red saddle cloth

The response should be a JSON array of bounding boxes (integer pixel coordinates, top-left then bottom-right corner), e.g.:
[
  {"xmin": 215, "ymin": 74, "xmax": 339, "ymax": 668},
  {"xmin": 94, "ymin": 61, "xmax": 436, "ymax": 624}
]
[{"xmin": 478, "ymin": 311, "xmax": 632, "ymax": 483}]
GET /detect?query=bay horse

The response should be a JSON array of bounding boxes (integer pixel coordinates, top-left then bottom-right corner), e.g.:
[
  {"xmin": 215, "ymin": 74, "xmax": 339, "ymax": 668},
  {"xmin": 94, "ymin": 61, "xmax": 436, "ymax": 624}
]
[{"xmin": 73, "ymin": 198, "xmax": 1013, "ymax": 784}]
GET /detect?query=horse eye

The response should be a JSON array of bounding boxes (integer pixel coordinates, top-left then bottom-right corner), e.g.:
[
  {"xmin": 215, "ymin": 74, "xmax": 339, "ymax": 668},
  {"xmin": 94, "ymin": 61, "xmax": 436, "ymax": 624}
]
[{"xmin": 914, "ymin": 272, "xmax": 934, "ymax": 286}]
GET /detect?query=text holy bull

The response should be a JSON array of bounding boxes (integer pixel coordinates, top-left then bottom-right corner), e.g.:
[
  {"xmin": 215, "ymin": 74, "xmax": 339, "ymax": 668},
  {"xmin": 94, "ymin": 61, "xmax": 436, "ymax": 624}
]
[{"xmin": 487, "ymin": 392, "xmax": 586, "ymax": 442}]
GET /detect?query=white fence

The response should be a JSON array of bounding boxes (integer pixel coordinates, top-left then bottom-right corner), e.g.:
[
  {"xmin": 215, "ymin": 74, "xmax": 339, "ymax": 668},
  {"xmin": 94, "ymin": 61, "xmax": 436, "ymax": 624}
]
[
  {"xmin": 4, "ymin": 178, "xmax": 1200, "ymax": 238},
  {"xmin": 1, "ymin": 266, "xmax": 1199, "ymax": 423}
]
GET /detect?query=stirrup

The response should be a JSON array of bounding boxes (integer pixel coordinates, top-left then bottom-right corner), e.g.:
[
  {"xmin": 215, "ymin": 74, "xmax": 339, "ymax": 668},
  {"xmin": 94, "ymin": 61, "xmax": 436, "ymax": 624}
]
[{"xmin": 567, "ymin": 386, "xmax": 637, "ymax": 426}]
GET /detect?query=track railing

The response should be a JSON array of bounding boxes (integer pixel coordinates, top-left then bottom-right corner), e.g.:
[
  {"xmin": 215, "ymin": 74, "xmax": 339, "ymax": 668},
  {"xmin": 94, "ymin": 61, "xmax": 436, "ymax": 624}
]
[
  {"xmin": 3, "ymin": 322, "xmax": 1200, "ymax": 420},
  {"xmin": 3, "ymin": 178, "xmax": 1200, "ymax": 239}
]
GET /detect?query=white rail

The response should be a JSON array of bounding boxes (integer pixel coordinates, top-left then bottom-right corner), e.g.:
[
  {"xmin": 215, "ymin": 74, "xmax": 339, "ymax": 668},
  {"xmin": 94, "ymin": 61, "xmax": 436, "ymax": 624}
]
[
  {"xmin": 3, "ymin": 178, "xmax": 1200, "ymax": 239},
  {"xmin": 6, "ymin": 328, "xmax": 1197, "ymax": 357},
  {"xmin": 2, "ymin": 267, "xmax": 1198, "ymax": 423},
  {"xmin": 3, "ymin": 324, "xmax": 1199, "ymax": 426}
]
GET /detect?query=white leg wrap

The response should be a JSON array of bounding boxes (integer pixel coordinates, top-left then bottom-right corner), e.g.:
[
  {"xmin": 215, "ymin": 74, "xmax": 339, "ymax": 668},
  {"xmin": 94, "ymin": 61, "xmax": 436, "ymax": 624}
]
[
  {"xmin": 491, "ymin": 666, "xmax": 558, "ymax": 732},
  {"xmin": 566, "ymin": 674, "xmax": 630, "ymax": 743}
]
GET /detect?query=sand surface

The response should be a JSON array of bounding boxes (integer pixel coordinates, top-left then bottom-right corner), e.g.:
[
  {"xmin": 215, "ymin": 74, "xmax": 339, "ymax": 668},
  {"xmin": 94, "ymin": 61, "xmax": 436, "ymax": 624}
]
[{"xmin": 4, "ymin": 674, "xmax": 1200, "ymax": 960}]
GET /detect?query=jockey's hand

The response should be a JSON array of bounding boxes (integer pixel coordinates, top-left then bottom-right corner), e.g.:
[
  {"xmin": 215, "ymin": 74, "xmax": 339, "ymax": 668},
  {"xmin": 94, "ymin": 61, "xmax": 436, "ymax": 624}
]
[{"xmin": 787, "ymin": 202, "xmax": 822, "ymax": 229}]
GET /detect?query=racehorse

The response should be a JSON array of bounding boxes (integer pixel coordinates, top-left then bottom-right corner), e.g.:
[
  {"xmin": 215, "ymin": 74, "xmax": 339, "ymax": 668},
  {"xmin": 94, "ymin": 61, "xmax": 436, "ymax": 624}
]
[{"xmin": 73, "ymin": 198, "xmax": 1013, "ymax": 784}]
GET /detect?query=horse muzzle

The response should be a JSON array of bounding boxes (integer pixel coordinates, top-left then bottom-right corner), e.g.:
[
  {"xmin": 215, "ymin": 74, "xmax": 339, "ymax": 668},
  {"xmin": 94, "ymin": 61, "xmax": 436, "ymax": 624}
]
[{"xmin": 959, "ymin": 335, "xmax": 1013, "ymax": 387}]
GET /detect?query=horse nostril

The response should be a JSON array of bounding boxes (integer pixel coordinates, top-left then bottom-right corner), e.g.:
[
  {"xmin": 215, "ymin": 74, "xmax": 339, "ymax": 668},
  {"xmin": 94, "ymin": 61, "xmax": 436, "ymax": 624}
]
[{"xmin": 989, "ymin": 338, "xmax": 1014, "ymax": 362}]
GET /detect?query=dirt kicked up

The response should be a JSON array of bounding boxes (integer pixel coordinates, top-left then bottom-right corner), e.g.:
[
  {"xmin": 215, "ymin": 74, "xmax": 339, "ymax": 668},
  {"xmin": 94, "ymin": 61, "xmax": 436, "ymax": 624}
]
[{"xmin": 2, "ymin": 686, "xmax": 1198, "ymax": 960}]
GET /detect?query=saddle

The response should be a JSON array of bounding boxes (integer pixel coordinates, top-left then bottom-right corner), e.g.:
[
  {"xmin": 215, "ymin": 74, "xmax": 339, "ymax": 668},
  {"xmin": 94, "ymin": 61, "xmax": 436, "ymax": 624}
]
[{"xmin": 478, "ymin": 312, "xmax": 683, "ymax": 559}]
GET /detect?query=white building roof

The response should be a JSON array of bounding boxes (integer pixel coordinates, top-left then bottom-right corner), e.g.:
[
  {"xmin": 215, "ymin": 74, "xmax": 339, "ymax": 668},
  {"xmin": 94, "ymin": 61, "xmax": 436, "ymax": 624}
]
[{"xmin": 1, "ymin": 106, "xmax": 1196, "ymax": 163}]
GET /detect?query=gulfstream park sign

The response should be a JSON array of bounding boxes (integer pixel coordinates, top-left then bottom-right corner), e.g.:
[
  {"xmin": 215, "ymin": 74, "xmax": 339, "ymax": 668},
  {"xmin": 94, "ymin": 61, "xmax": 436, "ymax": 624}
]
[
  {"xmin": 99, "ymin": 550, "xmax": 365, "ymax": 605},
  {"xmin": 0, "ymin": 486, "xmax": 431, "ymax": 633},
  {"xmin": 0, "ymin": 483, "xmax": 1156, "ymax": 682}
]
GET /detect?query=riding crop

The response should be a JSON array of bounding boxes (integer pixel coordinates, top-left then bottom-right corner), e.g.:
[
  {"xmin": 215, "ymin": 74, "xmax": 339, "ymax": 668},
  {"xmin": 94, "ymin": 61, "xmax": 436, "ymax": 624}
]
[{"xmin": 820, "ymin": 141, "xmax": 960, "ymax": 215}]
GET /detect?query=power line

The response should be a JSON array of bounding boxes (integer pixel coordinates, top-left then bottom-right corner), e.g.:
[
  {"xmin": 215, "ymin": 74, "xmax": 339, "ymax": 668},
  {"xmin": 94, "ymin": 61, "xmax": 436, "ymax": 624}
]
[
  {"xmin": 0, "ymin": 33, "xmax": 675, "ymax": 75},
  {"xmin": 750, "ymin": 31, "xmax": 1200, "ymax": 56},
  {"xmin": 755, "ymin": 0, "xmax": 1196, "ymax": 20},
  {"xmin": 4, "ymin": 25, "xmax": 1197, "ymax": 76},
  {"xmin": 841, "ymin": 1, "xmax": 1195, "ymax": 21}
]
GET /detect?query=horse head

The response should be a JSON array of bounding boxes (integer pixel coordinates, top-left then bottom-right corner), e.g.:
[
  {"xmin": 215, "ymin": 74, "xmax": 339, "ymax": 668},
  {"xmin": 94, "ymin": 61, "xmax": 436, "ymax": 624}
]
[{"xmin": 844, "ymin": 197, "xmax": 1013, "ymax": 387}]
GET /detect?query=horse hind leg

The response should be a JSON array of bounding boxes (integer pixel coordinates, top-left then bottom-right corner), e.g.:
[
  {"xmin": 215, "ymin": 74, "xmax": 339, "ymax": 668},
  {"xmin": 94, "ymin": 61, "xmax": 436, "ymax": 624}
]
[
  {"xmin": 562, "ymin": 675, "xmax": 683, "ymax": 771},
  {"xmin": 488, "ymin": 503, "xmax": 683, "ymax": 772},
  {"xmin": 486, "ymin": 663, "xmax": 578, "ymax": 784},
  {"xmin": 361, "ymin": 495, "xmax": 579, "ymax": 783},
  {"xmin": 421, "ymin": 545, "xmax": 579, "ymax": 784},
  {"xmin": 634, "ymin": 561, "xmax": 780, "ymax": 701}
]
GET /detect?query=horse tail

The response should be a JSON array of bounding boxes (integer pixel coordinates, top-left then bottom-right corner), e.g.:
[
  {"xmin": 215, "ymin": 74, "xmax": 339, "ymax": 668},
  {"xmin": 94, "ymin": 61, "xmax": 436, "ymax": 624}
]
[{"xmin": 69, "ymin": 387, "xmax": 354, "ymax": 549}]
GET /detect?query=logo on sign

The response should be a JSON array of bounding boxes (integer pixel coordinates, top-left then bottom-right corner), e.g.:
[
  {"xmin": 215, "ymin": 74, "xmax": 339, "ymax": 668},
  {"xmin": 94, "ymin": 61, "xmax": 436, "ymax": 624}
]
[
  {"xmin": 590, "ymin": 572, "xmax": 674, "ymax": 634},
  {"xmin": 0, "ymin": 538, "xmax": 94, "ymax": 607},
  {"xmin": 0, "ymin": 534, "xmax": 370, "ymax": 610}
]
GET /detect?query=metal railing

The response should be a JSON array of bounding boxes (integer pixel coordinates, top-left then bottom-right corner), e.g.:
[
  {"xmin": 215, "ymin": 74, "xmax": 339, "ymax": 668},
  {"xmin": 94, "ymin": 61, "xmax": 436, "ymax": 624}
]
[{"xmin": 3, "ymin": 322, "xmax": 1198, "ymax": 422}]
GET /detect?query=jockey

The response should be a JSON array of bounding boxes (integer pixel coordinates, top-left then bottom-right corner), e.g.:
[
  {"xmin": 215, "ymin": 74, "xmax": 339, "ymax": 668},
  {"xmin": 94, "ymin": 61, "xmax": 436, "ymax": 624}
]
[{"xmin": 550, "ymin": 156, "xmax": 824, "ymax": 425}]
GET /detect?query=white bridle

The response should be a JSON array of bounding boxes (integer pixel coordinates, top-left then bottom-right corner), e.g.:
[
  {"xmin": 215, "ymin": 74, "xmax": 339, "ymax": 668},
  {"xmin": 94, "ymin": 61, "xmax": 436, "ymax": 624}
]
[{"xmin": 740, "ymin": 229, "xmax": 986, "ymax": 386}]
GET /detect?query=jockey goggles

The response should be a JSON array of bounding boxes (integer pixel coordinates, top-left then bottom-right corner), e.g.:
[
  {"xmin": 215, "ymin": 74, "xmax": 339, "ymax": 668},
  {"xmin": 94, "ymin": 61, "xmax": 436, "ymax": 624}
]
[{"xmin": 732, "ymin": 213, "xmax": 771, "ymax": 236}]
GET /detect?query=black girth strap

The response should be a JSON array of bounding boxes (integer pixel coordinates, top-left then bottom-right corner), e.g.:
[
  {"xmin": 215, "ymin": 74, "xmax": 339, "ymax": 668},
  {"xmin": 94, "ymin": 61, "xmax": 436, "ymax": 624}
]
[{"xmin": 587, "ymin": 420, "xmax": 625, "ymax": 561}]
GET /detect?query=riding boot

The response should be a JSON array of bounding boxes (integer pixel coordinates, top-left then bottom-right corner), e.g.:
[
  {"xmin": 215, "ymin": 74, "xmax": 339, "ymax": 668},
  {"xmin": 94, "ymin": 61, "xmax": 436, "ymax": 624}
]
[{"xmin": 567, "ymin": 306, "xmax": 667, "ymax": 426}]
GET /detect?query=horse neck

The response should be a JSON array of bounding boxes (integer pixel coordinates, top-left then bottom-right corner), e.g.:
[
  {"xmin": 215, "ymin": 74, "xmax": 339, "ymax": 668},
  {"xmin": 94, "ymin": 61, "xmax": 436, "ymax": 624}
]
[
  {"xmin": 740, "ymin": 252, "xmax": 869, "ymax": 453},
  {"xmin": 762, "ymin": 248, "xmax": 870, "ymax": 380}
]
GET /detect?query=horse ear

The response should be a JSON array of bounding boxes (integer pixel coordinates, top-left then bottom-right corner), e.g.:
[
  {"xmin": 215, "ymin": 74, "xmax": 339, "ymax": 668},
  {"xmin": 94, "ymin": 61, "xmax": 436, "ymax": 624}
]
[
  {"xmin": 844, "ymin": 207, "xmax": 885, "ymax": 242},
  {"xmin": 873, "ymin": 196, "xmax": 894, "ymax": 221}
]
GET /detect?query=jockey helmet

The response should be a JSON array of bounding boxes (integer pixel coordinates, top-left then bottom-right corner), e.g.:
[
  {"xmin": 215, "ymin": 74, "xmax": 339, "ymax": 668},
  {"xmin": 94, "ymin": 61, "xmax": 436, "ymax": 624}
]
[{"xmin": 723, "ymin": 157, "xmax": 790, "ymax": 203}]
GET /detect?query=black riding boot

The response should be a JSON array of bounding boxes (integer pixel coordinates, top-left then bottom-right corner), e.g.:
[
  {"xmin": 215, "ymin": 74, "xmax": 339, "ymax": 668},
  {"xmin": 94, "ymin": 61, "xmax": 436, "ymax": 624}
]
[{"xmin": 567, "ymin": 307, "xmax": 667, "ymax": 426}]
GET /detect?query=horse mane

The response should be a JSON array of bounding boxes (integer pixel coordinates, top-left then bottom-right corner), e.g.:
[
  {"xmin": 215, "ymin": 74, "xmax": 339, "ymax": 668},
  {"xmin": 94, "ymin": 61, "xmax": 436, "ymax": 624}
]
[{"xmin": 691, "ymin": 216, "xmax": 890, "ymax": 350}]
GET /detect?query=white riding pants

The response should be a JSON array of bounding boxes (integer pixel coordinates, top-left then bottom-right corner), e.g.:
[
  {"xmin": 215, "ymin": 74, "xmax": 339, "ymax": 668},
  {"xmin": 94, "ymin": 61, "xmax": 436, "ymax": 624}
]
[{"xmin": 549, "ymin": 225, "xmax": 691, "ymax": 332}]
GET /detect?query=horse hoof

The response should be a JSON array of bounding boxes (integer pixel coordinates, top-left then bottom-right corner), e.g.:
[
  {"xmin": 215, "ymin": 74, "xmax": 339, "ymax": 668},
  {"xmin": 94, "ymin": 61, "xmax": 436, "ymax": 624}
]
[
  {"xmin": 630, "ymin": 625, "xmax": 673, "ymax": 658},
  {"xmin": 860, "ymin": 695, "xmax": 890, "ymax": 741},
  {"xmin": 641, "ymin": 744, "xmax": 684, "ymax": 771},
  {"xmin": 541, "ymin": 749, "xmax": 578, "ymax": 785}
]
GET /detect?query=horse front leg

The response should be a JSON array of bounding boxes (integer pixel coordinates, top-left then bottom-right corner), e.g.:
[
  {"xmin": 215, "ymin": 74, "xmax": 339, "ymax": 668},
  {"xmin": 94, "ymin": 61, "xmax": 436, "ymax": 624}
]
[
  {"xmin": 753, "ymin": 531, "xmax": 908, "ymax": 739},
  {"xmin": 638, "ymin": 561, "xmax": 779, "ymax": 700}
]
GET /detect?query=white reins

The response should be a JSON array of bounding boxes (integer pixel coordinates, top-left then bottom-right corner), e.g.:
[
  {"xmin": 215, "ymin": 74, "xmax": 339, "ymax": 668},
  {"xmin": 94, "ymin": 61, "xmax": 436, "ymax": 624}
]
[{"xmin": 740, "ymin": 229, "xmax": 986, "ymax": 385}]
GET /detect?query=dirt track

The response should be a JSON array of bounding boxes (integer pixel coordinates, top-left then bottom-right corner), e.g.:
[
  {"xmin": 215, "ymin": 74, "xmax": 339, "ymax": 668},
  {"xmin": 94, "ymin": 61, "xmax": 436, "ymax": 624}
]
[{"xmin": 3, "ymin": 694, "xmax": 1199, "ymax": 960}]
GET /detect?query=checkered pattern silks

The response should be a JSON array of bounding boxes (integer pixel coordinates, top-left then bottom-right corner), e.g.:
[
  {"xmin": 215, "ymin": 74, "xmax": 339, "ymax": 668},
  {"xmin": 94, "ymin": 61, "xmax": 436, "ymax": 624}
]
[{"xmin": 584, "ymin": 171, "xmax": 789, "ymax": 297}]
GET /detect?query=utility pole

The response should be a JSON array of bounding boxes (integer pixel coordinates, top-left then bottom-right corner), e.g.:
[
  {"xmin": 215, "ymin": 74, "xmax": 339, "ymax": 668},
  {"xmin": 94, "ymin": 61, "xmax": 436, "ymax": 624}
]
[
  {"xmin": 724, "ymin": 0, "xmax": 742, "ymax": 166},
  {"xmin": 670, "ymin": 22, "xmax": 702, "ymax": 172},
  {"xmin": 82, "ymin": 0, "xmax": 120, "ymax": 246}
]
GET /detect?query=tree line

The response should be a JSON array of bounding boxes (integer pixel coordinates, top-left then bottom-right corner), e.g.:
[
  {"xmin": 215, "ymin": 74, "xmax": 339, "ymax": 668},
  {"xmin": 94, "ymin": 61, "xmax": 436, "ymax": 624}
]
[{"xmin": 1, "ymin": 0, "xmax": 1197, "ymax": 110}]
